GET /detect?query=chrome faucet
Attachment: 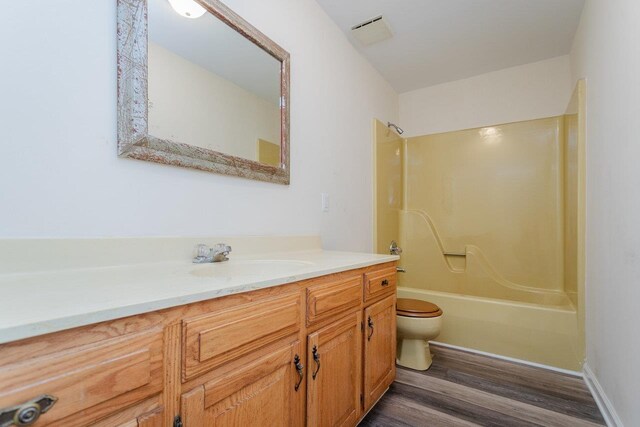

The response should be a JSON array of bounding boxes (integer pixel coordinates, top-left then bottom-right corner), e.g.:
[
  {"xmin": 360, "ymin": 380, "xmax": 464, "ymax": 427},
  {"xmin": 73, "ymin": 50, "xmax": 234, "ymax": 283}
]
[
  {"xmin": 193, "ymin": 243, "xmax": 232, "ymax": 263},
  {"xmin": 390, "ymin": 240, "xmax": 403, "ymax": 255}
]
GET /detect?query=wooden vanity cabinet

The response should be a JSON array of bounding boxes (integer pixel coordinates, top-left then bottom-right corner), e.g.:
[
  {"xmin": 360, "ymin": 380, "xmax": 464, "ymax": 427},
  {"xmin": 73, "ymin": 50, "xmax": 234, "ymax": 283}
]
[
  {"xmin": 303, "ymin": 265, "xmax": 396, "ymax": 427},
  {"xmin": 134, "ymin": 410, "xmax": 164, "ymax": 427},
  {"xmin": 181, "ymin": 292, "xmax": 301, "ymax": 381},
  {"xmin": 101, "ymin": 408, "xmax": 164, "ymax": 427},
  {"xmin": 180, "ymin": 341, "xmax": 304, "ymax": 426},
  {"xmin": 178, "ymin": 290, "xmax": 305, "ymax": 427},
  {"xmin": 0, "ymin": 262, "xmax": 396, "ymax": 427},
  {"xmin": 364, "ymin": 266, "xmax": 397, "ymax": 303},
  {"xmin": 306, "ymin": 312, "xmax": 362, "ymax": 426},
  {"xmin": 363, "ymin": 295, "xmax": 396, "ymax": 412},
  {"xmin": 0, "ymin": 328, "xmax": 165, "ymax": 426}
]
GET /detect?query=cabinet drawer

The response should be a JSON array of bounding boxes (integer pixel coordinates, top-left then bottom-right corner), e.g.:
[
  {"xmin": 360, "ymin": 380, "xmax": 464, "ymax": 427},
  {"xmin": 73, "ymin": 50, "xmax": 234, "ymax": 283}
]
[
  {"xmin": 364, "ymin": 266, "xmax": 397, "ymax": 302},
  {"xmin": 306, "ymin": 276, "xmax": 362, "ymax": 325},
  {"xmin": 0, "ymin": 329, "xmax": 163, "ymax": 426},
  {"xmin": 183, "ymin": 292, "xmax": 301, "ymax": 381}
]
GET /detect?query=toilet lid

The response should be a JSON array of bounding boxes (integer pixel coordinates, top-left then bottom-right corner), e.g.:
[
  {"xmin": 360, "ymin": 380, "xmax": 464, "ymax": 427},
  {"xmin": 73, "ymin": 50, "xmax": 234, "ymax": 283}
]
[{"xmin": 397, "ymin": 298, "xmax": 443, "ymax": 318}]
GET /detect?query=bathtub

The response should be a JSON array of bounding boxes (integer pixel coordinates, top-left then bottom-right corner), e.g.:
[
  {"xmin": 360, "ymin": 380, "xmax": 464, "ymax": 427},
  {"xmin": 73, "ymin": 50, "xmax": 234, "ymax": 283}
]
[{"xmin": 398, "ymin": 286, "xmax": 582, "ymax": 371}]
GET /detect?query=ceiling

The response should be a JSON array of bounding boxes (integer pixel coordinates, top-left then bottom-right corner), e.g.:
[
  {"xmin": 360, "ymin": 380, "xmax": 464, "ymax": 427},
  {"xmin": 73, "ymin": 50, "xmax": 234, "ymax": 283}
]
[{"xmin": 316, "ymin": 0, "xmax": 585, "ymax": 93}]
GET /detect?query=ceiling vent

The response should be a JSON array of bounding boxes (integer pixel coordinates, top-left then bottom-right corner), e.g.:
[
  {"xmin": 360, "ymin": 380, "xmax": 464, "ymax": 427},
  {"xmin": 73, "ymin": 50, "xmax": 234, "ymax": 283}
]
[{"xmin": 350, "ymin": 15, "xmax": 393, "ymax": 46}]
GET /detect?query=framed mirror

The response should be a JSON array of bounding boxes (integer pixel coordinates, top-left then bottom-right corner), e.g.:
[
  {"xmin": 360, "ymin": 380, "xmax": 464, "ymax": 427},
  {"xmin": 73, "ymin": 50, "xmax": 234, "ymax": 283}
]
[{"xmin": 117, "ymin": 0, "xmax": 290, "ymax": 184}]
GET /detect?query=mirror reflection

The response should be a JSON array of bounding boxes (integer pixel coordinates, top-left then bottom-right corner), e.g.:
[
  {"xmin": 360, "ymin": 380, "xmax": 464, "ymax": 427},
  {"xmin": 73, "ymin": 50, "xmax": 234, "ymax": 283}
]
[{"xmin": 148, "ymin": 0, "xmax": 282, "ymax": 166}]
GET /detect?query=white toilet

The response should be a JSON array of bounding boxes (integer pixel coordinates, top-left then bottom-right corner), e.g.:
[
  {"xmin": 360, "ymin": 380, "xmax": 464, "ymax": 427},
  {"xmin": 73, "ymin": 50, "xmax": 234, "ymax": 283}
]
[{"xmin": 396, "ymin": 298, "xmax": 443, "ymax": 370}]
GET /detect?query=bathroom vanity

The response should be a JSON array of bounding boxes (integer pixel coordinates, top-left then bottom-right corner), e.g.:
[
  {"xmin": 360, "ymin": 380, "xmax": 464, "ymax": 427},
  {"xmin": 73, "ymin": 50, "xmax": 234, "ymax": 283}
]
[{"xmin": 0, "ymin": 238, "xmax": 397, "ymax": 426}]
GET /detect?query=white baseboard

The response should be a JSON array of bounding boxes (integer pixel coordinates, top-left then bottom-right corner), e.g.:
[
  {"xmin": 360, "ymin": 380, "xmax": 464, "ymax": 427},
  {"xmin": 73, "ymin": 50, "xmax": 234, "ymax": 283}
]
[
  {"xmin": 430, "ymin": 341, "xmax": 583, "ymax": 377},
  {"xmin": 583, "ymin": 363, "xmax": 624, "ymax": 427}
]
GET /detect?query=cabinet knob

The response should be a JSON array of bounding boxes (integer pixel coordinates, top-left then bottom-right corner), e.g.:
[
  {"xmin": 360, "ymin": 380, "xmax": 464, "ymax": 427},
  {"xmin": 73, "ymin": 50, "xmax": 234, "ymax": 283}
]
[
  {"xmin": 381, "ymin": 279, "xmax": 389, "ymax": 286},
  {"xmin": 0, "ymin": 395, "xmax": 57, "ymax": 427}
]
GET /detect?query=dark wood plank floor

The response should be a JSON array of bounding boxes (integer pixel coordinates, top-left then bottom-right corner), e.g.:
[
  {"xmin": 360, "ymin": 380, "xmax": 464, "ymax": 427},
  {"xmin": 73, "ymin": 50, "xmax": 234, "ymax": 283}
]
[{"xmin": 360, "ymin": 344, "xmax": 605, "ymax": 427}]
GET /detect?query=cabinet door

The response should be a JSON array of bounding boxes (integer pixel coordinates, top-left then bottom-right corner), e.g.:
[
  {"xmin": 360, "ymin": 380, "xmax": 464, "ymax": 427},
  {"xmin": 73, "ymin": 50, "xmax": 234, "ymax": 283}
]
[
  {"xmin": 180, "ymin": 341, "xmax": 304, "ymax": 426},
  {"xmin": 363, "ymin": 294, "xmax": 396, "ymax": 412},
  {"xmin": 307, "ymin": 312, "xmax": 362, "ymax": 427},
  {"xmin": 135, "ymin": 409, "xmax": 163, "ymax": 427},
  {"xmin": 90, "ymin": 407, "xmax": 163, "ymax": 427}
]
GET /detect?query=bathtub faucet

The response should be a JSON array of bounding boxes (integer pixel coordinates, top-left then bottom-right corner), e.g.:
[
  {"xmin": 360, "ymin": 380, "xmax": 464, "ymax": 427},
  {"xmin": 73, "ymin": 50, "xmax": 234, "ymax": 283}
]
[{"xmin": 390, "ymin": 240, "xmax": 403, "ymax": 255}]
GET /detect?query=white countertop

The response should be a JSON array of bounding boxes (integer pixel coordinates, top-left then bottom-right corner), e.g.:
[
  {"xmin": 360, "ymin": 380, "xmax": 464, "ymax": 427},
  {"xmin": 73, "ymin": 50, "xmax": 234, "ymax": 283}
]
[{"xmin": 0, "ymin": 249, "xmax": 398, "ymax": 344}]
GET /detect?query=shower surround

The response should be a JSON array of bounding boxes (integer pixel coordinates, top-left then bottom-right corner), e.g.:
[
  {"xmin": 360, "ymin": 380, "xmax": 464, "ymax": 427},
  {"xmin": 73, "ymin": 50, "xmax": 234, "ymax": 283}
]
[{"xmin": 374, "ymin": 81, "xmax": 585, "ymax": 370}]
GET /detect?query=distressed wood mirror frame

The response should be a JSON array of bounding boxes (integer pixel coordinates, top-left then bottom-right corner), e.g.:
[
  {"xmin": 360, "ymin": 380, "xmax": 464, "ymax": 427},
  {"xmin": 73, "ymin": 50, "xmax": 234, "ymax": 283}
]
[{"xmin": 117, "ymin": 0, "xmax": 291, "ymax": 184}]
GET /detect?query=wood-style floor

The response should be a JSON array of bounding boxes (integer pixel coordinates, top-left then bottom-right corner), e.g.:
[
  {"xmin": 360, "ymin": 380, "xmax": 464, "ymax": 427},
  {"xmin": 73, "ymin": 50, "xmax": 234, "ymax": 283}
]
[{"xmin": 360, "ymin": 344, "xmax": 605, "ymax": 427}]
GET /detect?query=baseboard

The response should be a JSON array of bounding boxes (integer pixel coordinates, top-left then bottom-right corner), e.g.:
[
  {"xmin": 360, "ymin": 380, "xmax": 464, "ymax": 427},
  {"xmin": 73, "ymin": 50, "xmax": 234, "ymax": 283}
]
[
  {"xmin": 430, "ymin": 341, "xmax": 583, "ymax": 377},
  {"xmin": 583, "ymin": 363, "xmax": 624, "ymax": 427}
]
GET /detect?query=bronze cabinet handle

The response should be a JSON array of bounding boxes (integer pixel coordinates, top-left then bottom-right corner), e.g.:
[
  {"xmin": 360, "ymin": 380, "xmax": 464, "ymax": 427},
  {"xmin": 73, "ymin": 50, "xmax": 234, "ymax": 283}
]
[
  {"xmin": 367, "ymin": 316, "xmax": 374, "ymax": 341},
  {"xmin": 0, "ymin": 395, "xmax": 57, "ymax": 427},
  {"xmin": 312, "ymin": 345, "xmax": 321, "ymax": 380},
  {"xmin": 294, "ymin": 354, "xmax": 304, "ymax": 391},
  {"xmin": 381, "ymin": 279, "xmax": 389, "ymax": 286}
]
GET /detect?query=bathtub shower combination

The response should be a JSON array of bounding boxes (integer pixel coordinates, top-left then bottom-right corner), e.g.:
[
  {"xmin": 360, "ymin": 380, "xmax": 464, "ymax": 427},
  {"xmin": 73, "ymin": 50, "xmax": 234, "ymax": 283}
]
[{"xmin": 375, "ymin": 82, "xmax": 586, "ymax": 370}]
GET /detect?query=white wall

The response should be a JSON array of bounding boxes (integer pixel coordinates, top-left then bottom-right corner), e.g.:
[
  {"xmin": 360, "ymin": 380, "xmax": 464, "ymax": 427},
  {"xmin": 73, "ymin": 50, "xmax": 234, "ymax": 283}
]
[
  {"xmin": 399, "ymin": 56, "xmax": 573, "ymax": 136},
  {"xmin": 571, "ymin": 1, "xmax": 640, "ymax": 425},
  {"xmin": 0, "ymin": 0, "xmax": 398, "ymax": 252},
  {"xmin": 148, "ymin": 42, "xmax": 280, "ymax": 160}
]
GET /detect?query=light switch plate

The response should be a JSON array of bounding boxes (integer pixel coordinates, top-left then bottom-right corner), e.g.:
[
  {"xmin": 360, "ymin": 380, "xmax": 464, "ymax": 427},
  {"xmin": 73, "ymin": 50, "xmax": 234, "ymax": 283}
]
[{"xmin": 321, "ymin": 193, "xmax": 330, "ymax": 212}]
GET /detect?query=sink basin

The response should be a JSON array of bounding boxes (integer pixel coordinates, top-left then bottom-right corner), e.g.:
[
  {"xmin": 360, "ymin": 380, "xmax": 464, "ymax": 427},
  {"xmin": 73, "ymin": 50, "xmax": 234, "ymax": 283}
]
[{"xmin": 190, "ymin": 259, "xmax": 314, "ymax": 278}]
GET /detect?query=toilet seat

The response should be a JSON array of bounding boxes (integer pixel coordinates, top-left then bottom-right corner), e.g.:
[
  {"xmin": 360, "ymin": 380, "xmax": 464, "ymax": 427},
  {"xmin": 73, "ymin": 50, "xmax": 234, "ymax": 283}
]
[{"xmin": 397, "ymin": 298, "xmax": 442, "ymax": 318}]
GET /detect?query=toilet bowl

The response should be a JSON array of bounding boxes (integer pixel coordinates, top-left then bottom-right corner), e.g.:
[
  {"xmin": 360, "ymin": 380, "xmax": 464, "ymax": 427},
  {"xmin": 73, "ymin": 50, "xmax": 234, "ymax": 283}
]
[{"xmin": 396, "ymin": 298, "xmax": 443, "ymax": 370}]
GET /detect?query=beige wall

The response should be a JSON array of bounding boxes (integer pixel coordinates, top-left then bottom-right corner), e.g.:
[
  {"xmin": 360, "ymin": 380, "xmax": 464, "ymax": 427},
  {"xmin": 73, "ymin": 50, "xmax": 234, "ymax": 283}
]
[
  {"xmin": 571, "ymin": 1, "xmax": 640, "ymax": 425},
  {"xmin": 0, "ymin": 0, "xmax": 398, "ymax": 252},
  {"xmin": 399, "ymin": 56, "xmax": 573, "ymax": 137},
  {"xmin": 148, "ymin": 42, "xmax": 280, "ymax": 161}
]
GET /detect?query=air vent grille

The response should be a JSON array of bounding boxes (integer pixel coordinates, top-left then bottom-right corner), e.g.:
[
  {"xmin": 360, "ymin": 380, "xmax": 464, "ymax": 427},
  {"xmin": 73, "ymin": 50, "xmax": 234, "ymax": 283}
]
[
  {"xmin": 350, "ymin": 15, "xmax": 393, "ymax": 46},
  {"xmin": 351, "ymin": 15, "xmax": 383, "ymax": 31}
]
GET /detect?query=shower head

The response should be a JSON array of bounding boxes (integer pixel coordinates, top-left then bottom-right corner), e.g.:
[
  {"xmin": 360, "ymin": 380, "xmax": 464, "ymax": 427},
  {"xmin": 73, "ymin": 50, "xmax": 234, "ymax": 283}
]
[{"xmin": 388, "ymin": 122, "xmax": 404, "ymax": 135}]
